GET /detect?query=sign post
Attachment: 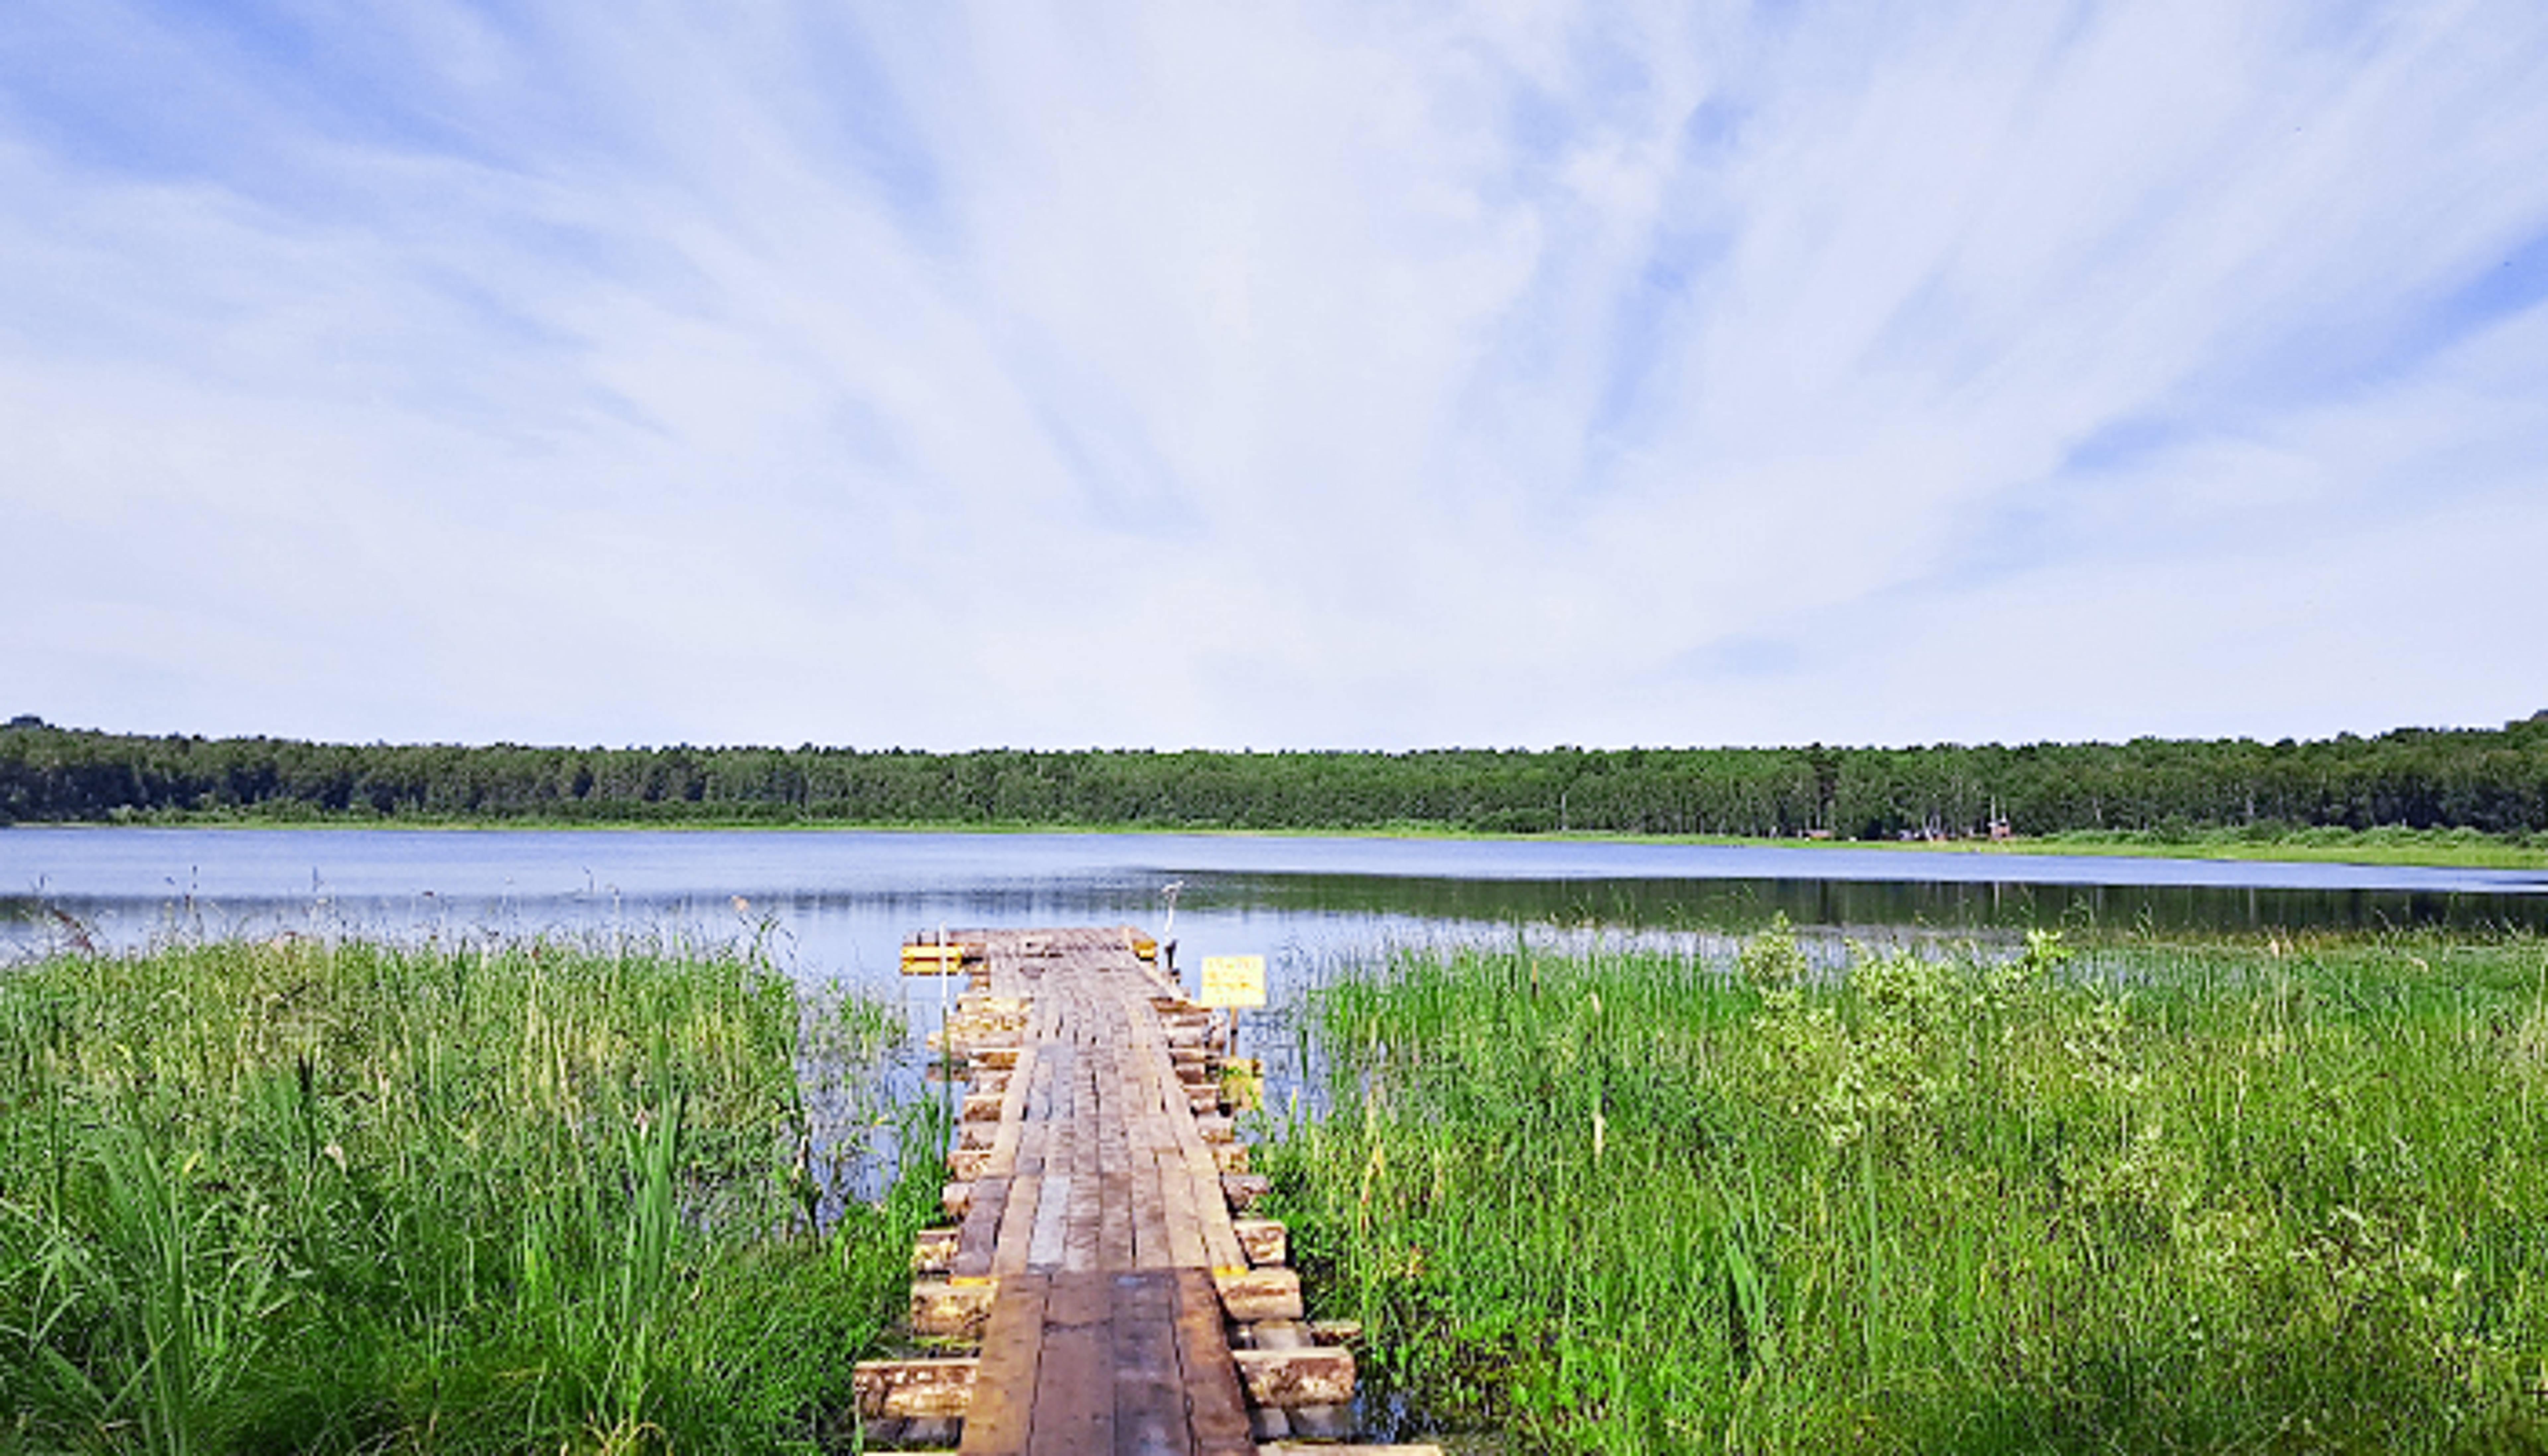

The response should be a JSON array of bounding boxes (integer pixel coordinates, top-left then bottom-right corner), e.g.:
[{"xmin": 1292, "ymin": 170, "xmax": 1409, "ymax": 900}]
[{"xmin": 1198, "ymin": 954, "xmax": 1267, "ymax": 1064}]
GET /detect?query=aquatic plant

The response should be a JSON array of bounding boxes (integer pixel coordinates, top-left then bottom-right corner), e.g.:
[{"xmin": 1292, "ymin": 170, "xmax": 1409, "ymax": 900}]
[
  {"xmin": 0, "ymin": 936, "xmax": 930, "ymax": 1454},
  {"xmin": 1262, "ymin": 929, "xmax": 2548, "ymax": 1453}
]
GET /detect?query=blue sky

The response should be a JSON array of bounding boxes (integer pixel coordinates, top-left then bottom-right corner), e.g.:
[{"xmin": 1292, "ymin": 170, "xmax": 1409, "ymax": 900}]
[{"xmin": 6, "ymin": 2, "xmax": 2546, "ymax": 750}]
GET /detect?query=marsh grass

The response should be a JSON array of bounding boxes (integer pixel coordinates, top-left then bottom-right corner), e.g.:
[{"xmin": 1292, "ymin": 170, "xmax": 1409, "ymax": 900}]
[
  {"xmin": 0, "ymin": 936, "xmax": 931, "ymax": 1454},
  {"xmin": 1263, "ymin": 924, "xmax": 2548, "ymax": 1453}
]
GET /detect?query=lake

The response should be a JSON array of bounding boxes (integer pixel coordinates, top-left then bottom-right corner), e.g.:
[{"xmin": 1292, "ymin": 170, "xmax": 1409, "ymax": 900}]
[
  {"xmin": 9, "ymin": 824, "xmax": 2542, "ymax": 1172},
  {"xmin": 7, "ymin": 826, "xmax": 2543, "ymax": 995}
]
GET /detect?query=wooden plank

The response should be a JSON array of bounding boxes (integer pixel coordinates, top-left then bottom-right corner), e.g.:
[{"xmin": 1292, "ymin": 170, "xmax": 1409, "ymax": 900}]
[
  {"xmin": 1026, "ymin": 1271, "xmax": 1114, "ymax": 1455},
  {"xmin": 1171, "ymin": 1268, "xmax": 1258, "ymax": 1456},
  {"xmin": 1110, "ymin": 1271, "xmax": 1185, "ymax": 1456},
  {"xmin": 1160, "ymin": 1151, "xmax": 1210, "ymax": 1271},
  {"xmin": 1197, "ymin": 1174, "xmax": 1249, "ymax": 1275},
  {"xmin": 1097, "ymin": 1173, "xmax": 1136, "ymax": 1270},
  {"xmin": 991, "ymin": 1175, "xmax": 1044, "ymax": 1278},
  {"xmin": 1130, "ymin": 1150, "xmax": 1176, "ymax": 1270},
  {"xmin": 1026, "ymin": 1174, "xmax": 1072, "ymax": 1270},
  {"xmin": 1063, "ymin": 1159, "xmax": 1105, "ymax": 1272},
  {"xmin": 957, "ymin": 1273, "xmax": 1049, "ymax": 1456}
]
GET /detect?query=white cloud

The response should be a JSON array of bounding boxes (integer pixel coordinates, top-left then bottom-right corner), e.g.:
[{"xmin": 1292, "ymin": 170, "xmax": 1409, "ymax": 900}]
[{"xmin": 4, "ymin": 1, "xmax": 2545, "ymax": 748}]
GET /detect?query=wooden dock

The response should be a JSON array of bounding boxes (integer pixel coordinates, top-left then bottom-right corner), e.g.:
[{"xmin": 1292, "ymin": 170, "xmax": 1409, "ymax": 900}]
[{"xmin": 853, "ymin": 927, "xmax": 1438, "ymax": 1456}]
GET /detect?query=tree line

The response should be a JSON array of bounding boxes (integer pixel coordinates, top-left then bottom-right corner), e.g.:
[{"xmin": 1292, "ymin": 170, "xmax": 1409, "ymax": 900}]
[{"xmin": 4, "ymin": 715, "xmax": 2547, "ymax": 838}]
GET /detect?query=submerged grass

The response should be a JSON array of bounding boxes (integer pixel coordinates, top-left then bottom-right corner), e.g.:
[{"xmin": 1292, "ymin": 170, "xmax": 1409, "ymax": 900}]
[
  {"xmin": 1262, "ymin": 926, "xmax": 2548, "ymax": 1453},
  {"xmin": 0, "ymin": 936, "xmax": 932, "ymax": 1455}
]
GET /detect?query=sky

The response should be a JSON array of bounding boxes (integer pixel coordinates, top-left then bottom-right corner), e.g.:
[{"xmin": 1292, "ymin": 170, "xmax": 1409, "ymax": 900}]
[{"xmin": 6, "ymin": 2, "xmax": 2547, "ymax": 752}]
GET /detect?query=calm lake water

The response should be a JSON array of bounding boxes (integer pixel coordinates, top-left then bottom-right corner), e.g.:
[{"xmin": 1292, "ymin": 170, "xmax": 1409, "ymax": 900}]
[
  {"xmin": 9, "ymin": 825, "xmax": 2543, "ymax": 1198},
  {"xmin": 6, "ymin": 826, "xmax": 2544, "ymax": 993}
]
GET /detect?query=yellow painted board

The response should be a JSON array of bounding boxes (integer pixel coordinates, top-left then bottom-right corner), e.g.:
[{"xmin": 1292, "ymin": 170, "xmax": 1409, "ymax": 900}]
[{"xmin": 1198, "ymin": 955, "xmax": 1266, "ymax": 1009}]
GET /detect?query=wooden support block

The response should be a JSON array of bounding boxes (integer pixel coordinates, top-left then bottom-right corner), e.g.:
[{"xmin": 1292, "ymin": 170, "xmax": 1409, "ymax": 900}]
[
  {"xmin": 1187, "ymin": 1083, "xmax": 1226, "ymax": 1114},
  {"xmin": 910, "ymin": 1279, "xmax": 999, "ymax": 1340},
  {"xmin": 1214, "ymin": 1143, "xmax": 1251, "ymax": 1173},
  {"xmin": 961, "ymin": 1091, "xmax": 1005, "ymax": 1121},
  {"xmin": 1244, "ymin": 1322, "xmax": 1360, "ymax": 1439},
  {"xmin": 1283, "ymin": 1404, "xmax": 1359, "ymax": 1441},
  {"xmin": 1214, "ymin": 1266, "xmax": 1304, "ymax": 1321},
  {"xmin": 851, "ymin": 1357, "xmax": 977, "ymax": 1420},
  {"xmin": 1195, "ymin": 1114, "xmax": 1237, "ymax": 1144},
  {"xmin": 1229, "ymin": 1347, "xmax": 1356, "ymax": 1409},
  {"xmin": 956, "ymin": 994, "xmax": 1030, "ymax": 1023},
  {"xmin": 951, "ymin": 1177, "xmax": 1010, "ymax": 1281},
  {"xmin": 942, "ymin": 1182, "xmax": 974, "ymax": 1220},
  {"xmin": 912, "ymin": 1226, "xmax": 960, "ymax": 1273},
  {"xmin": 1234, "ymin": 1218, "xmax": 1287, "ymax": 1267},
  {"xmin": 971, "ymin": 1046, "xmax": 1022, "ymax": 1071},
  {"xmin": 1221, "ymin": 1172, "xmax": 1271, "ymax": 1211},
  {"xmin": 949, "ymin": 1148, "xmax": 993, "ymax": 1181},
  {"xmin": 958, "ymin": 1122, "xmax": 997, "ymax": 1150},
  {"xmin": 902, "ymin": 943, "xmax": 972, "ymax": 974},
  {"xmin": 1308, "ymin": 1319, "xmax": 1364, "ymax": 1346}
]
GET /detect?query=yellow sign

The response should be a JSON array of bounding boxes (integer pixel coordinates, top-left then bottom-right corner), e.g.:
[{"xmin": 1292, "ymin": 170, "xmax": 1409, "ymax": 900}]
[{"xmin": 1198, "ymin": 954, "xmax": 1267, "ymax": 1009}]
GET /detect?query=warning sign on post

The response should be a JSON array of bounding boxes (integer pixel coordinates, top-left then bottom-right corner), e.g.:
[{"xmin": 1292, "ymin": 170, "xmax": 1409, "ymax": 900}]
[{"xmin": 1198, "ymin": 954, "xmax": 1267, "ymax": 1008}]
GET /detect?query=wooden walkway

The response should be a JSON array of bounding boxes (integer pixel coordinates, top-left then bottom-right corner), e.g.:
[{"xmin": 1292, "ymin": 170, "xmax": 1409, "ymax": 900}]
[{"xmin": 854, "ymin": 927, "xmax": 1436, "ymax": 1456}]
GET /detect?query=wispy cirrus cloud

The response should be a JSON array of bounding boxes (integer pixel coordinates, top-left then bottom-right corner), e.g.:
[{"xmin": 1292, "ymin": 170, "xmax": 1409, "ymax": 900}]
[{"xmin": 5, "ymin": 2, "xmax": 2545, "ymax": 748}]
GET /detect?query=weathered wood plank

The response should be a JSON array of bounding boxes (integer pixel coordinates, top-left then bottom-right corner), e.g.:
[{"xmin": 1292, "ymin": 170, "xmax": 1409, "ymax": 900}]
[
  {"xmin": 1172, "ymin": 1268, "xmax": 1258, "ymax": 1456},
  {"xmin": 1026, "ymin": 1272, "xmax": 1114, "ymax": 1455},
  {"xmin": 990, "ymin": 1175, "xmax": 1043, "ymax": 1278},
  {"xmin": 956, "ymin": 1273, "xmax": 1049, "ymax": 1455},
  {"xmin": 1110, "ymin": 1271, "xmax": 1185, "ymax": 1456}
]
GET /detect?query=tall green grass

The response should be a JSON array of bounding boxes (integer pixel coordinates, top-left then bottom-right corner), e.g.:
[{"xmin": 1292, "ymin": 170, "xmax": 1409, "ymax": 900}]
[
  {"xmin": 0, "ymin": 936, "xmax": 932, "ymax": 1454},
  {"xmin": 1263, "ymin": 926, "xmax": 2548, "ymax": 1453}
]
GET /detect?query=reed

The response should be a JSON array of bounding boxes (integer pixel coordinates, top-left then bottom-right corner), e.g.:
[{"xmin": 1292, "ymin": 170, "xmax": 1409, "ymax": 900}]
[
  {"xmin": 1261, "ymin": 925, "xmax": 2548, "ymax": 1452},
  {"xmin": 0, "ymin": 935, "xmax": 930, "ymax": 1454}
]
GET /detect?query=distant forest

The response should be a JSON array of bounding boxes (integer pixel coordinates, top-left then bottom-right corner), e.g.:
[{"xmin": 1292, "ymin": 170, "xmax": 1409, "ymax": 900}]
[{"xmin": 5, "ymin": 715, "xmax": 2548, "ymax": 839}]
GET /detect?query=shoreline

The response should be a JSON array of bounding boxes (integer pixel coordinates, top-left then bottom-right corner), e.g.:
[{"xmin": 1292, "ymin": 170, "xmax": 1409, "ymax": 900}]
[{"xmin": 6, "ymin": 814, "xmax": 2542, "ymax": 872}]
